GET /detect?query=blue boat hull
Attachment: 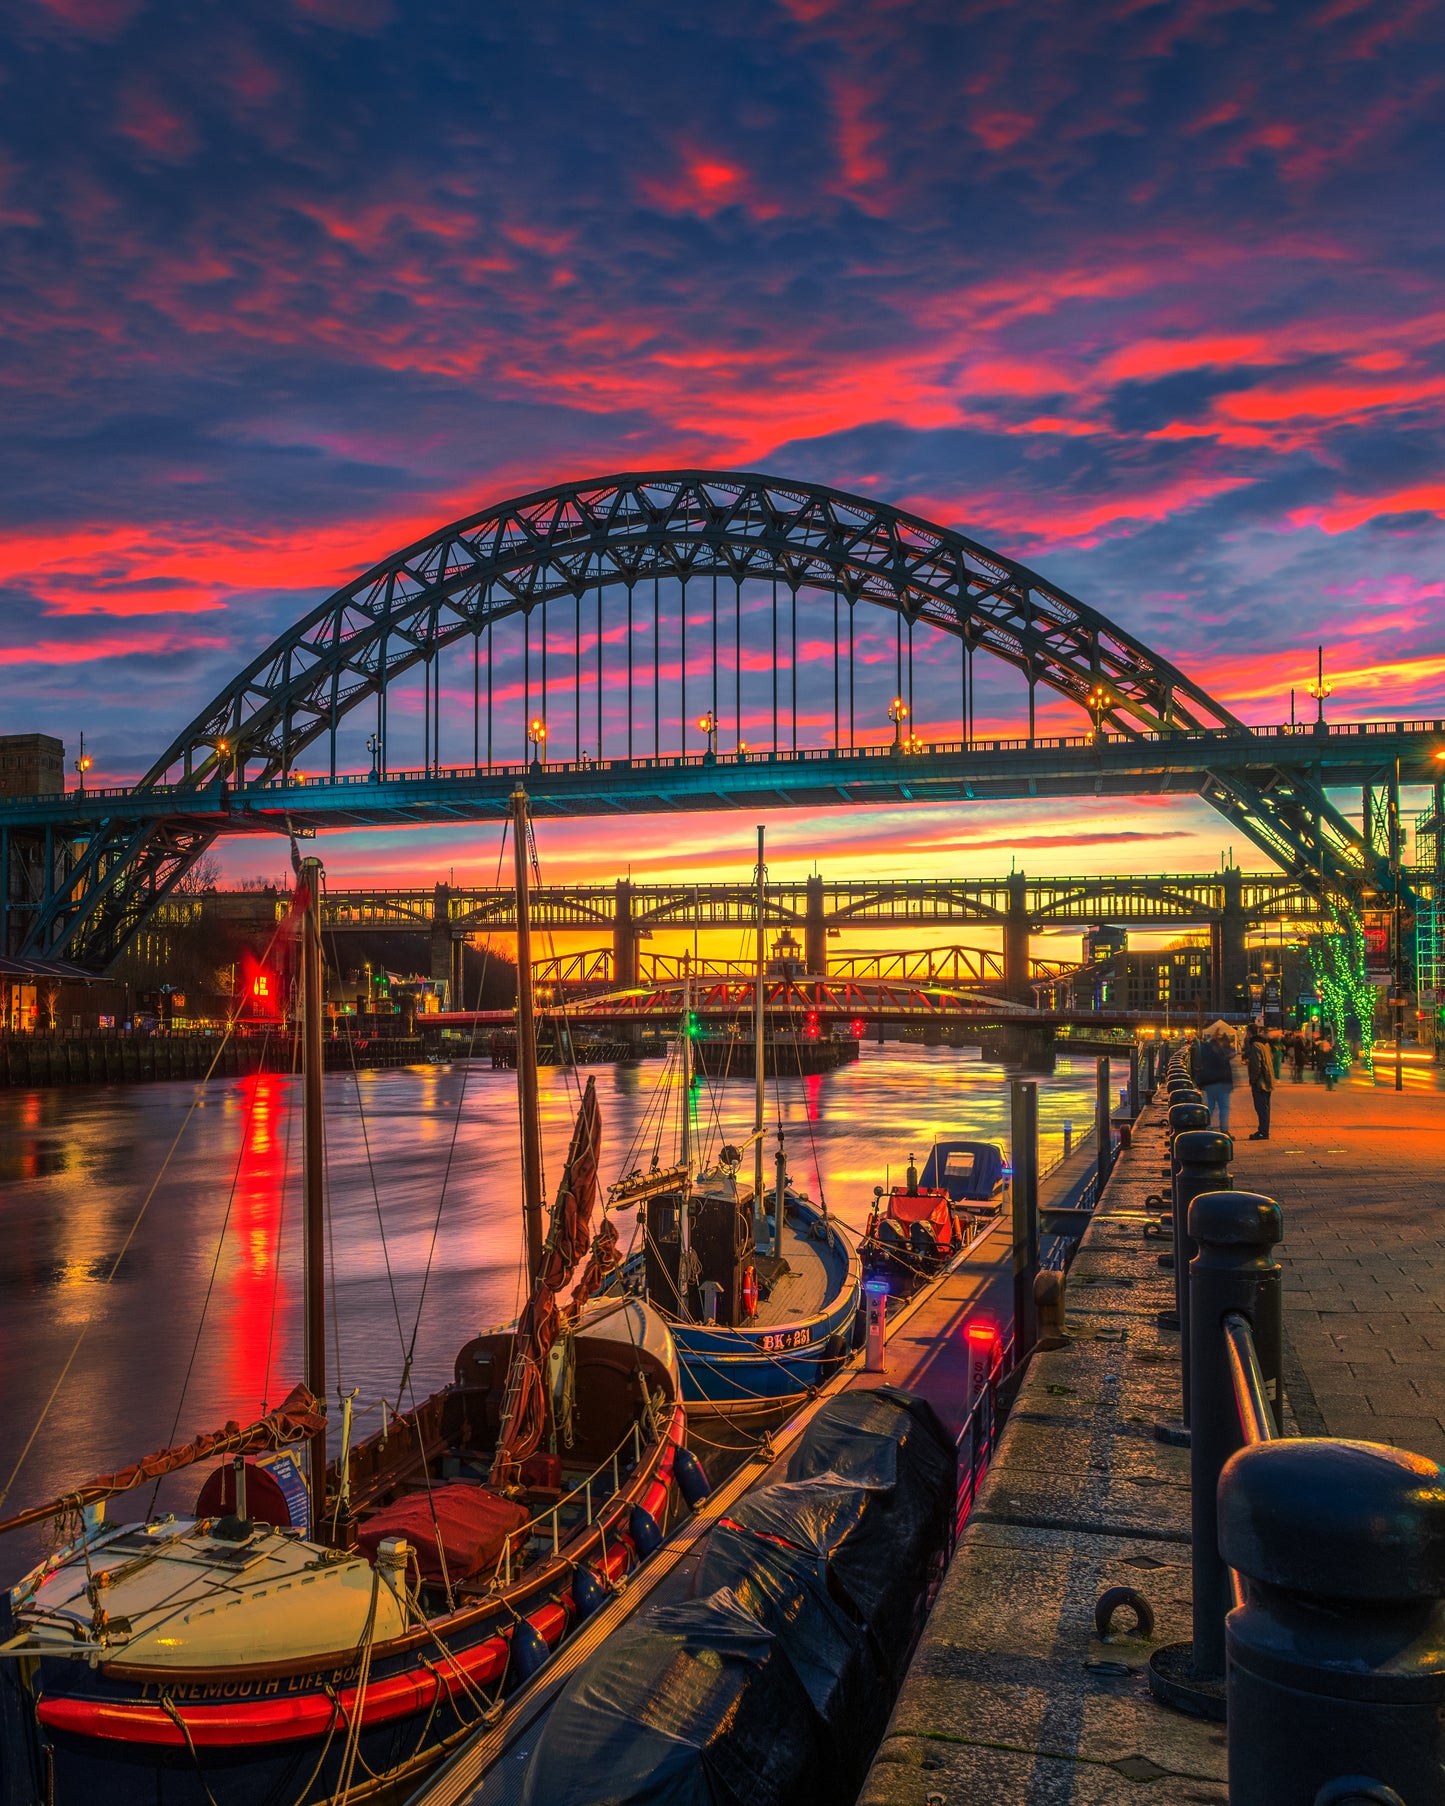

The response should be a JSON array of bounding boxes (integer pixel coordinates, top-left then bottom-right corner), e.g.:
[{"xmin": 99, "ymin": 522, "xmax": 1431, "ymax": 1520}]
[{"xmin": 673, "ymin": 1205, "xmax": 861, "ymax": 1413}]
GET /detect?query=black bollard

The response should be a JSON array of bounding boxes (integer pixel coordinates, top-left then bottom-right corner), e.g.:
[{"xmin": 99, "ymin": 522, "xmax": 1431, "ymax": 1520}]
[
  {"xmin": 1168, "ymin": 1129, "xmax": 1233, "ymax": 1410},
  {"xmin": 1149, "ymin": 1187, "xmax": 1282, "ymax": 1720},
  {"xmin": 1166, "ymin": 1102, "xmax": 1211, "ymax": 1215},
  {"xmin": 1220, "ymin": 1438, "xmax": 1445, "ymax": 1805}
]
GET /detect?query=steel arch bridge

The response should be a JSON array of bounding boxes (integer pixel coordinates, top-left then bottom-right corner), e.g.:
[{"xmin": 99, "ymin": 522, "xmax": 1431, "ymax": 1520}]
[{"xmin": 2, "ymin": 470, "xmax": 1420, "ymax": 971}]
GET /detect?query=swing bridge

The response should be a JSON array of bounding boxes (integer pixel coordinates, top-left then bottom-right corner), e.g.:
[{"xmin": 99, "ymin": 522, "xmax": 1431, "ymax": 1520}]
[{"xmin": 2, "ymin": 471, "xmax": 1440, "ymax": 977}]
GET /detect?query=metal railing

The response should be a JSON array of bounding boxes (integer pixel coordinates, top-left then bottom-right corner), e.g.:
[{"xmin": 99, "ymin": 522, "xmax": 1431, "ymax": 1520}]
[
  {"xmin": 8, "ymin": 715, "xmax": 1445, "ymax": 810},
  {"xmin": 1145, "ymin": 1048, "xmax": 1444, "ymax": 1805}
]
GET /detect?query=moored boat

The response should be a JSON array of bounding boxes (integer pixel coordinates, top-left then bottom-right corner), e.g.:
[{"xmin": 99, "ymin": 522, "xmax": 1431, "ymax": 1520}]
[
  {"xmin": 861, "ymin": 1140, "xmax": 1003, "ymax": 1296},
  {"xmin": 603, "ymin": 827, "xmax": 860, "ymax": 1424},
  {"xmin": 0, "ymin": 793, "xmax": 686, "ymax": 1806}
]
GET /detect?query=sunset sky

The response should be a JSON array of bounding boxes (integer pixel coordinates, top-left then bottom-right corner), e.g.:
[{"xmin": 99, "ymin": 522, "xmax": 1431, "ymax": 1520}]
[{"xmin": 2, "ymin": 0, "xmax": 1442, "ymax": 904}]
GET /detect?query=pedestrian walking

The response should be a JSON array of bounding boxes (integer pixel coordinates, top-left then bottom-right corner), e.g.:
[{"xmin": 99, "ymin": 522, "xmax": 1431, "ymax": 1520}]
[
  {"xmin": 1196, "ymin": 1023, "xmax": 1237, "ymax": 1134},
  {"xmin": 1290, "ymin": 1033, "xmax": 1306, "ymax": 1083},
  {"xmin": 1317, "ymin": 1025, "xmax": 1337, "ymax": 1090},
  {"xmin": 1245, "ymin": 1023, "xmax": 1274, "ymax": 1140}
]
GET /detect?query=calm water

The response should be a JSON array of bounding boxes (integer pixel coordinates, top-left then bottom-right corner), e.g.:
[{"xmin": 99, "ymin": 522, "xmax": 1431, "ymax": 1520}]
[{"xmin": 0, "ymin": 1044, "xmax": 1104, "ymax": 1579}]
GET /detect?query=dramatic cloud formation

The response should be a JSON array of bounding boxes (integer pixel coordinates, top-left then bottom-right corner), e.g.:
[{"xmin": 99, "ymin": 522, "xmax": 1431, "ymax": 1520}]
[{"xmin": 1, "ymin": 0, "xmax": 1441, "ymax": 890}]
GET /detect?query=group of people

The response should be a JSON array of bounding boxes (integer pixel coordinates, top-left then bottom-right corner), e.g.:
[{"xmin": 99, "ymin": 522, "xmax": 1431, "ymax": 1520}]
[
  {"xmin": 1191, "ymin": 1019, "xmax": 1341, "ymax": 1142},
  {"xmin": 1194, "ymin": 1021, "xmax": 1277, "ymax": 1139}
]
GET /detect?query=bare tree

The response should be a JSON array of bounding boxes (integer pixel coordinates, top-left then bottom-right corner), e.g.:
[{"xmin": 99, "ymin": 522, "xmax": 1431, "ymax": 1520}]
[{"xmin": 175, "ymin": 851, "xmax": 224, "ymax": 895}]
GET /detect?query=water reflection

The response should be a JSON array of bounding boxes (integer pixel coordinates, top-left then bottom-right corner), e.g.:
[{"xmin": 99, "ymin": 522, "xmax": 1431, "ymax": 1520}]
[{"xmin": 0, "ymin": 1045, "xmax": 1103, "ymax": 1579}]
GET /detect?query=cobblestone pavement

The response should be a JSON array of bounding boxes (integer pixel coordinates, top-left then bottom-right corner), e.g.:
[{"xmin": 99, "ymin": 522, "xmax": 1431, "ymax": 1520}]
[{"xmin": 1228, "ymin": 1064, "xmax": 1445, "ymax": 1460}]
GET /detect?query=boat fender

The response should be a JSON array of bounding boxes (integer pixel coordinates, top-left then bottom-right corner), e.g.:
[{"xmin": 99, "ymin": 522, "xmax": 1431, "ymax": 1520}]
[
  {"xmin": 821, "ymin": 1330, "xmax": 849, "ymax": 1376},
  {"xmin": 571, "ymin": 1565, "xmax": 610, "ymax": 1620},
  {"xmin": 509, "ymin": 1619, "xmax": 551, "ymax": 1684},
  {"xmin": 628, "ymin": 1504, "xmax": 663, "ymax": 1557},
  {"xmin": 673, "ymin": 1446, "xmax": 710, "ymax": 1509}
]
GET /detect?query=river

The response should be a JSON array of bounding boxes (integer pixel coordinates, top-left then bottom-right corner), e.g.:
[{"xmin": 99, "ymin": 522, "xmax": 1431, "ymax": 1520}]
[{"xmin": 0, "ymin": 1043, "xmax": 1108, "ymax": 1580}]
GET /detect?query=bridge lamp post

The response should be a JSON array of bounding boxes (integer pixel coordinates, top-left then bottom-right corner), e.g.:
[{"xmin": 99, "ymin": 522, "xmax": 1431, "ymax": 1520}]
[
  {"xmin": 888, "ymin": 696, "xmax": 909, "ymax": 753},
  {"xmin": 527, "ymin": 717, "xmax": 547, "ymax": 770},
  {"xmin": 194, "ymin": 735, "xmax": 232, "ymax": 785},
  {"xmin": 1307, "ymin": 644, "xmax": 1332, "ymax": 728},
  {"xmin": 366, "ymin": 733, "xmax": 382, "ymax": 782},
  {"xmin": 73, "ymin": 734, "xmax": 92, "ymax": 796},
  {"xmin": 1086, "ymin": 683, "xmax": 1112, "ymax": 742},
  {"xmin": 697, "ymin": 711, "xmax": 718, "ymax": 764}
]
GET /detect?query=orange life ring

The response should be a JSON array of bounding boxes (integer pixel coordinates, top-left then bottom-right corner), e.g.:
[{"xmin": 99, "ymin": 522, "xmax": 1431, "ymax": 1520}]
[{"xmin": 741, "ymin": 1264, "xmax": 759, "ymax": 1319}]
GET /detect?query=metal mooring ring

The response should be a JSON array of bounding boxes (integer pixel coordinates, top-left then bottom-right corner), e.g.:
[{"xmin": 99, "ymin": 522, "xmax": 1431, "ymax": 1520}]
[{"xmin": 1094, "ymin": 1586, "xmax": 1156, "ymax": 1640}]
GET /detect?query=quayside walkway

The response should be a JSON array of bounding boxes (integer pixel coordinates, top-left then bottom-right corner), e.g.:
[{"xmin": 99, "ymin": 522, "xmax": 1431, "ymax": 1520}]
[
  {"xmin": 860, "ymin": 1063, "xmax": 1444, "ymax": 1806},
  {"xmin": 1230, "ymin": 1066, "xmax": 1445, "ymax": 1461}
]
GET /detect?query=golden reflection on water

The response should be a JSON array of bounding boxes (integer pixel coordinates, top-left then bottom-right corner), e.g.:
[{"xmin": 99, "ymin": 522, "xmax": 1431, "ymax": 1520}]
[{"xmin": 0, "ymin": 1044, "xmax": 1101, "ymax": 1577}]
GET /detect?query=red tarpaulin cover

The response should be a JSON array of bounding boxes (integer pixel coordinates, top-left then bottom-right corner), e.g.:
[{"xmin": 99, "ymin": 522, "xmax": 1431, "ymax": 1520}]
[
  {"xmin": 355, "ymin": 1482, "xmax": 529, "ymax": 1581},
  {"xmin": 888, "ymin": 1189, "xmax": 955, "ymax": 1244}
]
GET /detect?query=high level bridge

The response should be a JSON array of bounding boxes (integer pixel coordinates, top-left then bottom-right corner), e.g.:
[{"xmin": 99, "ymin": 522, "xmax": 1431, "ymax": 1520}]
[
  {"xmin": 176, "ymin": 867, "xmax": 1333, "ymax": 1009},
  {"xmin": 1, "ymin": 471, "xmax": 1439, "ymax": 973}
]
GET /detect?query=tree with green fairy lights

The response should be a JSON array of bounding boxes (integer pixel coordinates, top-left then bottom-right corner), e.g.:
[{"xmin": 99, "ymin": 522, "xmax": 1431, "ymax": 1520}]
[{"xmin": 1309, "ymin": 909, "xmax": 1375, "ymax": 1074}]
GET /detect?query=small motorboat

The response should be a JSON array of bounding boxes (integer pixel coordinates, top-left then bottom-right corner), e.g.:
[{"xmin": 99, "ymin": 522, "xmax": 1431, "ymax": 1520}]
[{"xmin": 861, "ymin": 1141, "xmax": 1004, "ymax": 1295}]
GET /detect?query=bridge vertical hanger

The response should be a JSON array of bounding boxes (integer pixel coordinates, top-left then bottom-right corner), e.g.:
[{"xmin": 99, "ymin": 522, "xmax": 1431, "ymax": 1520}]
[{"xmin": 653, "ymin": 574, "xmax": 660, "ymax": 760}]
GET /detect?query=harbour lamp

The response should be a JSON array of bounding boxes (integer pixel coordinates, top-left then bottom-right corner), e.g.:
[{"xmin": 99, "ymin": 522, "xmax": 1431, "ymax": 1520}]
[
  {"xmin": 888, "ymin": 696, "xmax": 909, "ymax": 752},
  {"xmin": 527, "ymin": 718, "xmax": 548, "ymax": 766},
  {"xmin": 697, "ymin": 711, "xmax": 718, "ymax": 763}
]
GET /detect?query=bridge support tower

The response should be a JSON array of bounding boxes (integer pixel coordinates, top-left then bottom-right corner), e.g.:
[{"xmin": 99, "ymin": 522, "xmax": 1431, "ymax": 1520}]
[
  {"xmin": 804, "ymin": 874, "xmax": 827, "ymax": 976},
  {"xmin": 613, "ymin": 880, "xmax": 639, "ymax": 989},
  {"xmin": 1211, "ymin": 868, "xmax": 1249, "ymax": 1012},
  {"xmin": 1004, "ymin": 872, "xmax": 1032, "ymax": 1004}
]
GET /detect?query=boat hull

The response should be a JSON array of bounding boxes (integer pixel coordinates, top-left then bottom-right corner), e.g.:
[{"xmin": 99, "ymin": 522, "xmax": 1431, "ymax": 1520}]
[
  {"xmin": 1, "ymin": 1405, "xmax": 683, "ymax": 1806},
  {"xmin": 674, "ymin": 1205, "xmax": 861, "ymax": 1417}
]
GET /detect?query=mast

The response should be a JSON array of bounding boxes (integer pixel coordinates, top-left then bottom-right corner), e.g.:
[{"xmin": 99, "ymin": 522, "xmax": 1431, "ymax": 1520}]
[
  {"xmin": 678, "ymin": 957, "xmax": 693, "ymax": 1317},
  {"xmin": 753, "ymin": 825, "xmax": 766, "ymax": 1243},
  {"xmin": 300, "ymin": 856, "xmax": 326, "ymax": 1527},
  {"xmin": 512, "ymin": 790, "xmax": 545, "ymax": 1285}
]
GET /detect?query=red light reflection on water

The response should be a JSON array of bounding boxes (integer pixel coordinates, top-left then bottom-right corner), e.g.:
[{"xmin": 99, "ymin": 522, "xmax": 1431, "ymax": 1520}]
[{"xmin": 209, "ymin": 1073, "xmax": 296, "ymax": 1413}]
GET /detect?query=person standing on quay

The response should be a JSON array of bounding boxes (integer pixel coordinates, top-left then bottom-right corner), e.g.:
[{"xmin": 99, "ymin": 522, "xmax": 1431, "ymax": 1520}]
[
  {"xmin": 1196, "ymin": 1024, "xmax": 1236, "ymax": 1134},
  {"xmin": 1245, "ymin": 1023, "xmax": 1274, "ymax": 1140}
]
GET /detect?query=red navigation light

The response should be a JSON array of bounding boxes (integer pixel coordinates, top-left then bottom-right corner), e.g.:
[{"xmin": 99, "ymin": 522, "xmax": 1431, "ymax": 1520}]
[
  {"xmin": 850, "ymin": 1017, "xmax": 864, "ymax": 1038},
  {"xmin": 965, "ymin": 1319, "xmax": 997, "ymax": 1345},
  {"xmin": 804, "ymin": 1010, "xmax": 820, "ymax": 1039}
]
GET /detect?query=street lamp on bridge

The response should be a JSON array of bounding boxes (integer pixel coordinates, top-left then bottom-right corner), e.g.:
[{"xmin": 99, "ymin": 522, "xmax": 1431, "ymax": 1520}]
[
  {"xmin": 73, "ymin": 733, "xmax": 93, "ymax": 795},
  {"xmin": 888, "ymin": 696, "xmax": 909, "ymax": 753},
  {"xmin": 366, "ymin": 732, "xmax": 382, "ymax": 782},
  {"xmin": 1086, "ymin": 683, "xmax": 1112, "ymax": 741},
  {"xmin": 697, "ymin": 711, "xmax": 718, "ymax": 763},
  {"xmin": 528, "ymin": 717, "xmax": 548, "ymax": 769},
  {"xmin": 1308, "ymin": 644, "xmax": 1332, "ymax": 728}
]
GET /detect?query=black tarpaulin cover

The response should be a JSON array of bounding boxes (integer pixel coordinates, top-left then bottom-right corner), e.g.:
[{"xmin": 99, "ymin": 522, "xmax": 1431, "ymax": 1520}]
[
  {"xmin": 787, "ymin": 1385, "xmax": 956, "ymax": 1551},
  {"xmin": 696, "ymin": 1508, "xmax": 888, "ymax": 1789},
  {"xmin": 518, "ymin": 1589, "xmax": 824, "ymax": 1806}
]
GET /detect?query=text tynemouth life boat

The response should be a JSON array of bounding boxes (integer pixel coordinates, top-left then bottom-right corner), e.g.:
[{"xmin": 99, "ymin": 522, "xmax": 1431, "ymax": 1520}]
[
  {"xmin": 604, "ymin": 828, "xmax": 861, "ymax": 1424},
  {"xmin": 0, "ymin": 793, "xmax": 688, "ymax": 1806}
]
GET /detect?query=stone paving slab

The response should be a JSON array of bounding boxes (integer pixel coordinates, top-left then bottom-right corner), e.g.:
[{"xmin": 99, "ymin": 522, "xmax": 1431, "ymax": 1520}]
[{"xmin": 1228, "ymin": 1070, "xmax": 1445, "ymax": 1458}]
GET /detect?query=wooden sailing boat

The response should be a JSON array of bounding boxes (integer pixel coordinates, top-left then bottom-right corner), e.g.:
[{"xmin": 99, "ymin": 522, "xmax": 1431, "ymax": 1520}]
[
  {"xmin": 606, "ymin": 827, "xmax": 861, "ymax": 1424},
  {"xmin": 0, "ymin": 793, "xmax": 686, "ymax": 1806}
]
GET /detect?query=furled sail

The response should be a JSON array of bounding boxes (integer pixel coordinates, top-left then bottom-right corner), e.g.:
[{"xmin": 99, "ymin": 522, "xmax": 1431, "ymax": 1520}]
[
  {"xmin": 490, "ymin": 1078, "xmax": 602, "ymax": 1489},
  {"xmin": 0, "ymin": 1384, "xmax": 326, "ymax": 1538}
]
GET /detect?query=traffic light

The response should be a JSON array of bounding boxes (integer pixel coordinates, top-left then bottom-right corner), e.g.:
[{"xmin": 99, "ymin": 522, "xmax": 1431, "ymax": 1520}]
[
  {"xmin": 804, "ymin": 1011, "xmax": 820, "ymax": 1040},
  {"xmin": 850, "ymin": 1017, "xmax": 864, "ymax": 1038}
]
